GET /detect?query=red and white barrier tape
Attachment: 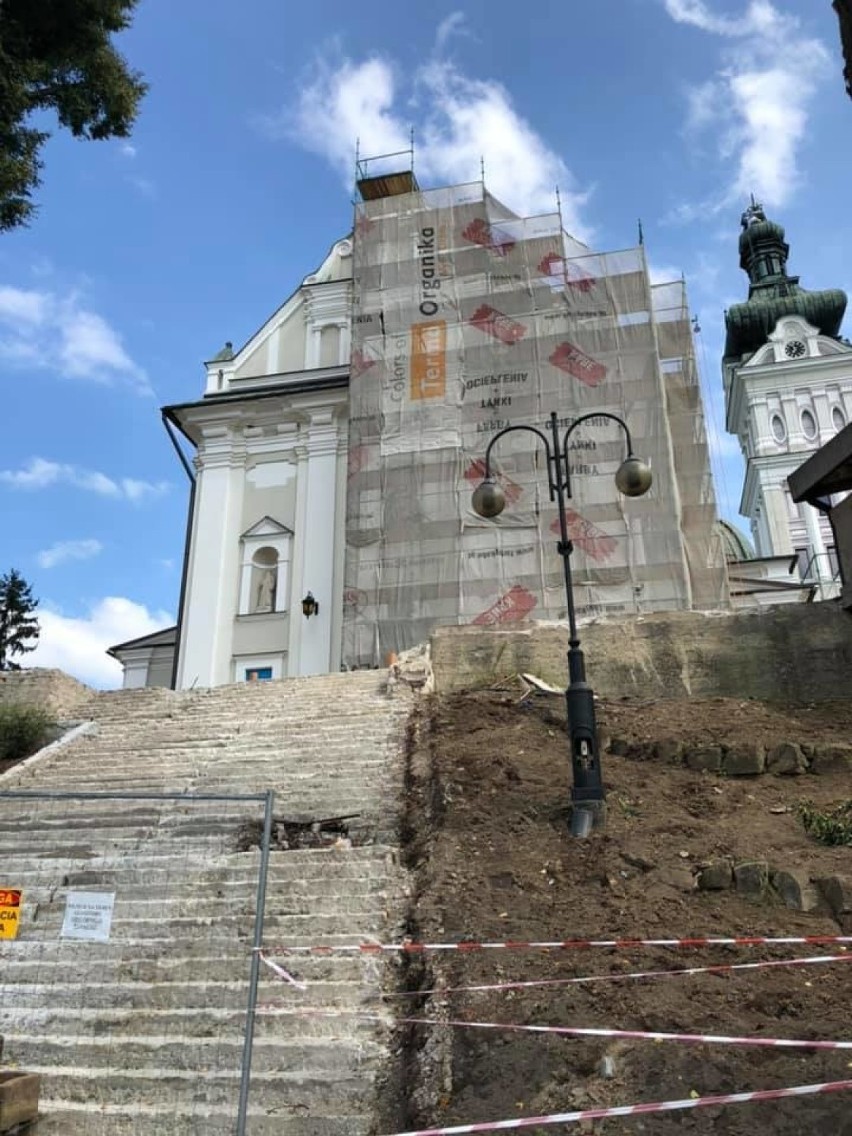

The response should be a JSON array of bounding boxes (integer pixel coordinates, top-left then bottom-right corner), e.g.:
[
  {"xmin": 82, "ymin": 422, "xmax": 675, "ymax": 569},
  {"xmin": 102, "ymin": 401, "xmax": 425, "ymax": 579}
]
[
  {"xmin": 377, "ymin": 1079, "xmax": 852, "ymax": 1135},
  {"xmin": 381, "ymin": 952, "xmax": 852, "ymax": 998},
  {"xmin": 258, "ymin": 950, "xmax": 307, "ymax": 989},
  {"xmin": 257, "ymin": 1007, "xmax": 852, "ymax": 1053},
  {"xmin": 260, "ymin": 935, "xmax": 852, "ymax": 955}
]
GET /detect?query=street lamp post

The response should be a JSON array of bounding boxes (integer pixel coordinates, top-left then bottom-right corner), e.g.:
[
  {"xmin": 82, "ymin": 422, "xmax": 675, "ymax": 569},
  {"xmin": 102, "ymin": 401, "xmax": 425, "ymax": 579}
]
[{"xmin": 471, "ymin": 410, "xmax": 652, "ymax": 837}]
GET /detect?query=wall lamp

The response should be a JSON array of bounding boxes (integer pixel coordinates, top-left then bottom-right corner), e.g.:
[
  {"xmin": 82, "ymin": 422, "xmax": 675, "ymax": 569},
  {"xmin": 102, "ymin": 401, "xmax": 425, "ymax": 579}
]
[{"xmin": 301, "ymin": 592, "xmax": 320, "ymax": 618}]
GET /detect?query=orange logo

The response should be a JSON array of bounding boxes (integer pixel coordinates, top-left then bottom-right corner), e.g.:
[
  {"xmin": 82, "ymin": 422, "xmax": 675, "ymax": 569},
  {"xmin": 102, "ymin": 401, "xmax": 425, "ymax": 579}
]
[{"xmin": 410, "ymin": 321, "xmax": 446, "ymax": 400}]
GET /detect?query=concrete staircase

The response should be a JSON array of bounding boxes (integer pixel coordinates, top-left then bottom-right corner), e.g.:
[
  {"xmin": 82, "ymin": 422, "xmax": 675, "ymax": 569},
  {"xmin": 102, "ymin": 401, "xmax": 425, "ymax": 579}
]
[{"xmin": 0, "ymin": 671, "xmax": 410, "ymax": 1134}]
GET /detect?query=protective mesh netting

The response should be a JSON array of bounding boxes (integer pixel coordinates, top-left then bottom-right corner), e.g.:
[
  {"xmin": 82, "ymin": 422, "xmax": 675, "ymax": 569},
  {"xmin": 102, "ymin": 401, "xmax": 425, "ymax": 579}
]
[{"xmin": 343, "ymin": 182, "xmax": 727, "ymax": 666}]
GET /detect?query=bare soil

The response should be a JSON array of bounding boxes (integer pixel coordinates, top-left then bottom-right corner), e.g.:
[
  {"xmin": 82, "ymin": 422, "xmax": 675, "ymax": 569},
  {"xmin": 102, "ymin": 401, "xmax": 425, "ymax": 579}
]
[{"xmin": 395, "ymin": 691, "xmax": 852, "ymax": 1135}]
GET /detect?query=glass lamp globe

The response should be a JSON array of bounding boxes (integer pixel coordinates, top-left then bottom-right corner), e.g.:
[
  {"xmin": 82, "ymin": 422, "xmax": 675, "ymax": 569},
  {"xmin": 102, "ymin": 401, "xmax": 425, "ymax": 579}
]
[
  {"xmin": 471, "ymin": 479, "xmax": 506, "ymax": 518},
  {"xmin": 614, "ymin": 457, "xmax": 653, "ymax": 498}
]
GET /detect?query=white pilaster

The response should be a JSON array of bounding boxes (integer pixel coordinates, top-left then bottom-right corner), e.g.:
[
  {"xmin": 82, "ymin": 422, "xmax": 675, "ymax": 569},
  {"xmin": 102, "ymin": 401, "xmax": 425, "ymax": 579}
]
[
  {"xmin": 306, "ymin": 327, "xmax": 322, "ymax": 369},
  {"xmin": 298, "ymin": 412, "xmax": 340, "ymax": 676},
  {"xmin": 803, "ymin": 502, "xmax": 829, "ymax": 582},
  {"xmin": 287, "ymin": 442, "xmax": 310, "ymax": 673},
  {"xmin": 339, "ymin": 321, "xmax": 351, "ymax": 365},
  {"xmin": 762, "ymin": 484, "xmax": 794, "ymax": 557},
  {"xmin": 178, "ymin": 425, "xmax": 245, "ymax": 688}
]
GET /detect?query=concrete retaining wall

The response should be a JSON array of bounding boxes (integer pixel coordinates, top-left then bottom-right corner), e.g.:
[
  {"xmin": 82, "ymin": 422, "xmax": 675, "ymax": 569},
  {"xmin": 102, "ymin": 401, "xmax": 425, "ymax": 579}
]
[{"xmin": 431, "ymin": 605, "xmax": 852, "ymax": 703}]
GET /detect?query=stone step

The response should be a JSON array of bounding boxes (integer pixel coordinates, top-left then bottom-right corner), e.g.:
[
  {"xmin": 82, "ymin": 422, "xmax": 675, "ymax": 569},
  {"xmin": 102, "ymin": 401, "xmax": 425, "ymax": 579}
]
[
  {"xmin": 54, "ymin": 739, "xmax": 395, "ymax": 756},
  {"xmin": 1, "ymin": 1006, "xmax": 386, "ymax": 1041},
  {"xmin": 33, "ymin": 1103, "xmax": 373, "ymax": 1136},
  {"xmin": 11, "ymin": 890, "xmax": 396, "ymax": 921},
  {"xmin": 0, "ymin": 978, "xmax": 376, "ymax": 1010},
  {"xmin": 20, "ymin": 1065, "xmax": 376, "ymax": 1110},
  {"xmin": 3, "ymin": 794, "xmax": 391, "ymax": 812},
  {"xmin": 7, "ymin": 910, "xmax": 394, "ymax": 941},
  {"xmin": 0, "ymin": 951, "xmax": 379, "ymax": 983},
  {"xmin": 10, "ymin": 757, "xmax": 396, "ymax": 772},
  {"xmin": 78, "ymin": 705, "xmax": 394, "ymax": 726},
  {"xmin": 13, "ymin": 876, "xmax": 402, "ymax": 903},
  {"xmin": 0, "ymin": 863, "xmax": 398, "ymax": 890},
  {"xmin": 2, "ymin": 1031, "xmax": 387, "ymax": 1075},
  {"xmin": 0, "ymin": 845, "xmax": 396, "ymax": 869},
  {"xmin": 0, "ymin": 849, "xmax": 397, "ymax": 872},
  {"xmin": 6, "ymin": 778, "xmax": 392, "ymax": 797}
]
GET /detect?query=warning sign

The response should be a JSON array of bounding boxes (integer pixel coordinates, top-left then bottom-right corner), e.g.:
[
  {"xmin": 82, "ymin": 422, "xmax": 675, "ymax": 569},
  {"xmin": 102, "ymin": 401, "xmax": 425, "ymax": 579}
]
[
  {"xmin": 60, "ymin": 891, "xmax": 115, "ymax": 942},
  {"xmin": 0, "ymin": 888, "xmax": 22, "ymax": 940}
]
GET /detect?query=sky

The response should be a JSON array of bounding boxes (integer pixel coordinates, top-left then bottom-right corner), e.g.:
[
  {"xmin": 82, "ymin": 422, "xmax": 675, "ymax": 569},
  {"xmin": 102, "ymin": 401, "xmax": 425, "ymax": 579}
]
[{"xmin": 1, "ymin": 0, "xmax": 849, "ymax": 687}]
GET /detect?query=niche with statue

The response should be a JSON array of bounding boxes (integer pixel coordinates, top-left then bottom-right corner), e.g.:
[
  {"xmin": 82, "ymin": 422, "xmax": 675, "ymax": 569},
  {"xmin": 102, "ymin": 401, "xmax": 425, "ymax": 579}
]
[{"xmin": 238, "ymin": 518, "xmax": 292, "ymax": 616}]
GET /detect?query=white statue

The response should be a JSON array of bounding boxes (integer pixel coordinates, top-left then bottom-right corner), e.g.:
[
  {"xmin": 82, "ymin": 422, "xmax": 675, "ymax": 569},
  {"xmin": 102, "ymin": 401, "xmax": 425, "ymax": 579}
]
[{"xmin": 255, "ymin": 569, "xmax": 276, "ymax": 612}]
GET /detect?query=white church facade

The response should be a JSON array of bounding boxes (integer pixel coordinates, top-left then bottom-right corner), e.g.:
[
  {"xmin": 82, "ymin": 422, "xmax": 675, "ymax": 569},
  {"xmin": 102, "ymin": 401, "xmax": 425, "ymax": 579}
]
[{"xmin": 164, "ymin": 238, "xmax": 354, "ymax": 689}]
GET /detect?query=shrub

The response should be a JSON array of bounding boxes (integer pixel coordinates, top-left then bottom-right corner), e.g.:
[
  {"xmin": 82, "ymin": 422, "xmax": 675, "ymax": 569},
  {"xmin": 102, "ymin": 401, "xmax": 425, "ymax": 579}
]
[
  {"xmin": 0, "ymin": 703, "xmax": 54, "ymax": 765},
  {"xmin": 798, "ymin": 799, "xmax": 852, "ymax": 847}
]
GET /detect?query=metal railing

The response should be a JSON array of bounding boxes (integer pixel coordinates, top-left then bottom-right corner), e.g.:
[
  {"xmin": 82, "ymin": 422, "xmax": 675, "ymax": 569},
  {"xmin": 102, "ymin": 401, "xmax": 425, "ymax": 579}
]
[{"xmin": 0, "ymin": 787, "xmax": 275, "ymax": 1136}]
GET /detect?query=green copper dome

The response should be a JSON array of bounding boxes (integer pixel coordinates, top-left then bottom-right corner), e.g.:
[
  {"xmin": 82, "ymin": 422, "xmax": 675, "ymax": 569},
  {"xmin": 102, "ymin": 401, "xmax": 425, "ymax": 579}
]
[
  {"xmin": 717, "ymin": 518, "xmax": 755, "ymax": 563},
  {"xmin": 724, "ymin": 201, "xmax": 847, "ymax": 360}
]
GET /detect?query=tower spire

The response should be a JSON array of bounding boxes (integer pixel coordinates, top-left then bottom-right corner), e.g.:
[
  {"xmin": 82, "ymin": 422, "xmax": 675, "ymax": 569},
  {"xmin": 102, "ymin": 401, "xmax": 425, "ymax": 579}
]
[{"xmin": 724, "ymin": 202, "xmax": 847, "ymax": 360}]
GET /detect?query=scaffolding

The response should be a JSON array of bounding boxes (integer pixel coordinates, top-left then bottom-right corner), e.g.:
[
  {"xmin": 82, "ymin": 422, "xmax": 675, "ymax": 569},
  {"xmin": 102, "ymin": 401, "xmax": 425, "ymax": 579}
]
[{"xmin": 343, "ymin": 175, "xmax": 727, "ymax": 665}]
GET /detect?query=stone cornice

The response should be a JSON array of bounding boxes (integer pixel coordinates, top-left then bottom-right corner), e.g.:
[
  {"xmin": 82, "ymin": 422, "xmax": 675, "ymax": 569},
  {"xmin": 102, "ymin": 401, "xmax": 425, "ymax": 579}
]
[{"xmin": 726, "ymin": 354, "xmax": 852, "ymax": 433}]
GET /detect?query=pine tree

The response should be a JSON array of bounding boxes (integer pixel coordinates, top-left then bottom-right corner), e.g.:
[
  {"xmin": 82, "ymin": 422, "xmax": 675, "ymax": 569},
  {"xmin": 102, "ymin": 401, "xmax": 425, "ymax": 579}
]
[
  {"xmin": 0, "ymin": 1, "xmax": 147, "ymax": 230},
  {"xmin": 0, "ymin": 569, "xmax": 40, "ymax": 670}
]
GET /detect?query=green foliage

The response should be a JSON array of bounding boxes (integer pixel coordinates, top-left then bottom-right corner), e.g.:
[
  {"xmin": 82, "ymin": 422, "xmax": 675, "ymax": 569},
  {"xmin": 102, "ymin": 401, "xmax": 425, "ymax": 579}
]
[
  {"xmin": 0, "ymin": 0, "xmax": 147, "ymax": 230},
  {"xmin": 0, "ymin": 569, "xmax": 40, "ymax": 670},
  {"xmin": 797, "ymin": 799, "xmax": 852, "ymax": 847},
  {"xmin": 0, "ymin": 702, "xmax": 53, "ymax": 764}
]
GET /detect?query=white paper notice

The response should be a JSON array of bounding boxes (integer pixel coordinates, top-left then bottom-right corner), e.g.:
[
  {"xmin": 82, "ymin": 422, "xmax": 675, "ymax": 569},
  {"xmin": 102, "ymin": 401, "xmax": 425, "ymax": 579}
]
[{"xmin": 60, "ymin": 891, "xmax": 115, "ymax": 942}]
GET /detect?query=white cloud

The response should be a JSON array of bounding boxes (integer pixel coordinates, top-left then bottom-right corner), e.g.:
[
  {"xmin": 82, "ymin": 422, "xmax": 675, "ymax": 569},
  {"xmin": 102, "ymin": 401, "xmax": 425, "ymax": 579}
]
[
  {"xmin": 37, "ymin": 539, "xmax": 103, "ymax": 570},
  {"xmin": 30, "ymin": 596, "xmax": 173, "ymax": 689},
  {"xmin": 0, "ymin": 285, "xmax": 49, "ymax": 324},
  {"xmin": 128, "ymin": 175, "xmax": 157, "ymax": 198},
  {"xmin": 275, "ymin": 46, "xmax": 589, "ymax": 234},
  {"xmin": 662, "ymin": 0, "xmax": 830, "ymax": 210},
  {"xmin": 0, "ymin": 285, "xmax": 151, "ymax": 394},
  {"xmin": 435, "ymin": 12, "xmax": 473, "ymax": 52},
  {"xmin": 0, "ymin": 457, "xmax": 169, "ymax": 502}
]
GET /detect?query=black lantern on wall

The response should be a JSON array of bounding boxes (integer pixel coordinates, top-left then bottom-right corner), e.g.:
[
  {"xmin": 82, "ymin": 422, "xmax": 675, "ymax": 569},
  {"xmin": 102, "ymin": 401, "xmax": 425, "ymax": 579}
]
[{"xmin": 301, "ymin": 592, "xmax": 319, "ymax": 618}]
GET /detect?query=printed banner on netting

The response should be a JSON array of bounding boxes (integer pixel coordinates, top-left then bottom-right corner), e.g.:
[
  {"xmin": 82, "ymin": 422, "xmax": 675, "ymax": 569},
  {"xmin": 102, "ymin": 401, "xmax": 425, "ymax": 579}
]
[{"xmin": 344, "ymin": 184, "xmax": 726, "ymax": 665}]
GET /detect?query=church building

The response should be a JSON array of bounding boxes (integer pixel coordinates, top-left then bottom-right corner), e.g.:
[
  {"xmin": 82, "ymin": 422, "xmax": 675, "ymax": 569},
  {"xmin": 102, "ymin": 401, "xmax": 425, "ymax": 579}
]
[
  {"xmin": 111, "ymin": 169, "xmax": 728, "ymax": 689},
  {"xmin": 723, "ymin": 201, "xmax": 851, "ymax": 599}
]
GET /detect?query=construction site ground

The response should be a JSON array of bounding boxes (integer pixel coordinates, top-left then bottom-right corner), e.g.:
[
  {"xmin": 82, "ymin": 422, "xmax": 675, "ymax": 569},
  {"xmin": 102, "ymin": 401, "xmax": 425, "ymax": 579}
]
[{"xmin": 398, "ymin": 690, "xmax": 852, "ymax": 1135}]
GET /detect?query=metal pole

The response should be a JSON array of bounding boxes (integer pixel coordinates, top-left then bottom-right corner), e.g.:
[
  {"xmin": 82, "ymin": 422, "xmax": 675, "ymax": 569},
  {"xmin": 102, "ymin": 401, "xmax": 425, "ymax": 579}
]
[
  {"xmin": 236, "ymin": 788, "xmax": 275, "ymax": 1135},
  {"xmin": 547, "ymin": 412, "xmax": 605, "ymax": 833}
]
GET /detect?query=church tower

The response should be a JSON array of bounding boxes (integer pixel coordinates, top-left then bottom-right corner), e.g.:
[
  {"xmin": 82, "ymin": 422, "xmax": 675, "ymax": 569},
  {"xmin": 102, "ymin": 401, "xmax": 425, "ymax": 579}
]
[{"xmin": 723, "ymin": 201, "xmax": 851, "ymax": 594}]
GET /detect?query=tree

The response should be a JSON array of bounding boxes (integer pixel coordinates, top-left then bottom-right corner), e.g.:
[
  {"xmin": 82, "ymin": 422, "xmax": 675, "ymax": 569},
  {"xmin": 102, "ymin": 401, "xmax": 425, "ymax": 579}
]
[
  {"xmin": 0, "ymin": 569, "xmax": 40, "ymax": 670},
  {"xmin": 0, "ymin": 1, "xmax": 147, "ymax": 231}
]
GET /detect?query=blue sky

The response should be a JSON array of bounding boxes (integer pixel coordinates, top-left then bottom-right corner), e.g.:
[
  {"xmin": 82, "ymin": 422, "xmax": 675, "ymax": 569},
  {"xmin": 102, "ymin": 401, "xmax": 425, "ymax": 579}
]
[{"xmin": 1, "ymin": 0, "xmax": 849, "ymax": 686}]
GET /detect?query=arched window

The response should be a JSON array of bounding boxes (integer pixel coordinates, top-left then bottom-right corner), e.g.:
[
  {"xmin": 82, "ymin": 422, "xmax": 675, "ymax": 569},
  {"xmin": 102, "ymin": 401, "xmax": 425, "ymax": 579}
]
[
  {"xmin": 833, "ymin": 405, "xmax": 847, "ymax": 432},
  {"xmin": 771, "ymin": 413, "xmax": 787, "ymax": 444},
  {"xmin": 801, "ymin": 409, "xmax": 818, "ymax": 441}
]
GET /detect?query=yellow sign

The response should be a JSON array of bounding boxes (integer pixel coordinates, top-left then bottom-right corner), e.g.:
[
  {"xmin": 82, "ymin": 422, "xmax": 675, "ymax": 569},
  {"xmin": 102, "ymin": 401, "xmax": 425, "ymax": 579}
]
[
  {"xmin": 410, "ymin": 320, "xmax": 447, "ymax": 401},
  {"xmin": 0, "ymin": 888, "xmax": 22, "ymax": 940}
]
